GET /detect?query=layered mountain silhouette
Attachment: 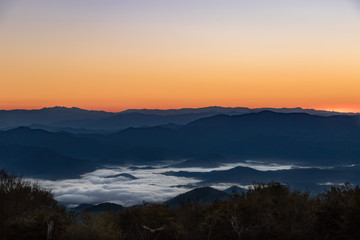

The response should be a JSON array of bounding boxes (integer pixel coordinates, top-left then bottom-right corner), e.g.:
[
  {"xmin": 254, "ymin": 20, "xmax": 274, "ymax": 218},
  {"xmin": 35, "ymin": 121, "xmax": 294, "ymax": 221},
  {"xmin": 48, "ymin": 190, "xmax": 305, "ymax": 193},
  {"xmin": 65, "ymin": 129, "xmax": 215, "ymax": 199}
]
[
  {"xmin": 106, "ymin": 111, "xmax": 360, "ymax": 165},
  {"xmin": 0, "ymin": 106, "xmax": 357, "ymax": 132},
  {"xmin": 0, "ymin": 142, "xmax": 94, "ymax": 179},
  {"xmin": 1, "ymin": 109, "xmax": 360, "ymax": 181},
  {"xmin": 0, "ymin": 107, "xmax": 112, "ymax": 129}
]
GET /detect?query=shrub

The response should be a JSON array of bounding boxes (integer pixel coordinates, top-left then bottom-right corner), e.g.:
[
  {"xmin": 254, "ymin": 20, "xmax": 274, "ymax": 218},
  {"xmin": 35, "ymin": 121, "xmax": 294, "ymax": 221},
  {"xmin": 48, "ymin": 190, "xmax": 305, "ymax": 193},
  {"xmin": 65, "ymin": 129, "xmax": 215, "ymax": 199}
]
[{"xmin": 0, "ymin": 169, "xmax": 67, "ymax": 240}]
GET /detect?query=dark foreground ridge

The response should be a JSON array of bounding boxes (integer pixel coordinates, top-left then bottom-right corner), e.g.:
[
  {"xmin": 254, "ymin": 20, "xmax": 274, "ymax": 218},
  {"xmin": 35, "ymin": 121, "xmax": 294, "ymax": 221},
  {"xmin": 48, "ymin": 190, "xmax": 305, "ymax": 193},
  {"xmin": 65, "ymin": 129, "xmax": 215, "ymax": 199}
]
[
  {"xmin": 73, "ymin": 202, "xmax": 125, "ymax": 213},
  {"xmin": 2, "ymin": 169, "xmax": 360, "ymax": 240},
  {"xmin": 164, "ymin": 186, "xmax": 229, "ymax": 208},
  {"xmin": 71, "ymin": 187, "xmax": 231, "ymax": 213}
]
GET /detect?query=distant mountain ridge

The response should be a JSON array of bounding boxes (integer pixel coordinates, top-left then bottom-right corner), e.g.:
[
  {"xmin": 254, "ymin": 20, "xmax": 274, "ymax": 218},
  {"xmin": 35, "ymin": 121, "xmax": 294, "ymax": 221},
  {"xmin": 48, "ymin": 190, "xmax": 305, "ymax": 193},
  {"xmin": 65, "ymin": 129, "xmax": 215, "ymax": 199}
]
[
  {"xmin": 121, "ymin": 106, "xmax": 358, "ymax": 116},
  {"xmin": 2, "ymin": 106, "xmax": 359, "ymax": 207},
  {"xmin": 1, "ymin": 110, "xmax": 360, "ymax": 179},
  {"xmin": 106, "ymin": 111, "xmax": 360, "ymax": 165},
  {"xmin": 0, "ymin": 106, "xmax": 357, "ymax": 132},
  {"xmin": 0, "ymin": 106, "xmax": 113, "ymax": 129}
]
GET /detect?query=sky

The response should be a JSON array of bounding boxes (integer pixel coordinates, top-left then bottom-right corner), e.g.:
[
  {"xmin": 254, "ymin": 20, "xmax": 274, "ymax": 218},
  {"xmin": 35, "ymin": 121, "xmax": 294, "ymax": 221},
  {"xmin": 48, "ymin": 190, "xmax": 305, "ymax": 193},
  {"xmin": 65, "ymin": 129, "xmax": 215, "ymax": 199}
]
[{"xmin": 1, "ymin": 0, "xmax": 360, "ymax": 112}]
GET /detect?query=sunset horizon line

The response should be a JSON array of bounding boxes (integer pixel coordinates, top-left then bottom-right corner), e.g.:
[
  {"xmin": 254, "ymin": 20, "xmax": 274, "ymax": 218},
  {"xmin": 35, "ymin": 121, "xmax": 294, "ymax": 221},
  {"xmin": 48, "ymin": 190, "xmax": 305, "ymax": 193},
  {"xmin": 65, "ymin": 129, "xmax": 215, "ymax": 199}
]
[{"xmin": 1, "ymin": 105, "xmax": 359, "ymax": 114}]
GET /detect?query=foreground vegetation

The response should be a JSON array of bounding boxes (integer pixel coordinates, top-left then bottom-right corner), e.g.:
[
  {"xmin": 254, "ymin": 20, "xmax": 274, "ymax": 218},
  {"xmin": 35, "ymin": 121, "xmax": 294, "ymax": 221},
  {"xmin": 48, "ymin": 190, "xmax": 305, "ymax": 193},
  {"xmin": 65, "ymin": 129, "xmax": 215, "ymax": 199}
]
[{"xmin": 2, "ymin": 169, "xmax": 360, "ymax": 240}]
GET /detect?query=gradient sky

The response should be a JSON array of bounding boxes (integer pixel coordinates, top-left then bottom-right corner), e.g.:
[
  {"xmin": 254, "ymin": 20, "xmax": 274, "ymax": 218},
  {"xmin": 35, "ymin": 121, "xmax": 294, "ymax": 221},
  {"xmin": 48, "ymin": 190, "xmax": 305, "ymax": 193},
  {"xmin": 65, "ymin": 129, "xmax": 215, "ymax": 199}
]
[{"xmin": 1, "ymin": 0, "xmax": 360, "ymax": 112}]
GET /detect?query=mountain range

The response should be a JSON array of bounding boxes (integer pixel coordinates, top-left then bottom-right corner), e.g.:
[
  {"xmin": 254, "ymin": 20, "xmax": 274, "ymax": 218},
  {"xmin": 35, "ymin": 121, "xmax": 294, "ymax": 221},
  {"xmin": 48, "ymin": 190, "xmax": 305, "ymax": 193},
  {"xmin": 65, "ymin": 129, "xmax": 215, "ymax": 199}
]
[
  {"xmin": 0, "ymin": 108, "xmax": 360, "ymax": 179},
  {"xmin": 0, "ymin": 106, "xmax": 357, "ymax": 132},
  {"xmin": 1, "ymin": 106, "xmax": 360, "ymax": 198}
]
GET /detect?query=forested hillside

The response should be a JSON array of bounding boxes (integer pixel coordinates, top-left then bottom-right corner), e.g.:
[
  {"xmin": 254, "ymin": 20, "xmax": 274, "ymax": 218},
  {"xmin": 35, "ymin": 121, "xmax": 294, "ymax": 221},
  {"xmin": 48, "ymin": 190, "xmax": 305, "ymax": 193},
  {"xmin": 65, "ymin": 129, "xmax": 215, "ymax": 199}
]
[{"xmin": 2, "ymin": 169, "xmax": 360, "ymax": 240}]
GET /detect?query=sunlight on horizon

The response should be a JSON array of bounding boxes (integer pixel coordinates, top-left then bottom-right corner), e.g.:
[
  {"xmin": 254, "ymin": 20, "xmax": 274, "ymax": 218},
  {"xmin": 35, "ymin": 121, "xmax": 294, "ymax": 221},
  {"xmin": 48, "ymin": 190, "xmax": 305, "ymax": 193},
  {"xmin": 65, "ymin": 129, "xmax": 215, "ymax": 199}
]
[{"xmin": 1, "ymin": 0, "xmax": 360, "ymax": 109}]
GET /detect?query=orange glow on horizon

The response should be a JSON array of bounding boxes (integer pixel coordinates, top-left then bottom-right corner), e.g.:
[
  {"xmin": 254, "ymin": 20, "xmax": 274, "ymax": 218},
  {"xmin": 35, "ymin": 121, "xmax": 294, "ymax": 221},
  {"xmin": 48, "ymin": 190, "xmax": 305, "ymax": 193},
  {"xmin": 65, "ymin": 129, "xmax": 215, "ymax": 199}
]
[
  {"xmin": 1, "ymin": 1, "xmax": 360, "ymax": 113},
  {"xmin": 0, "ymin": 103, "xmax": 359, "ymax": 114},
  {"xmin": 315, "ymin": 105, "xmax": 360, "ymax": 114}
]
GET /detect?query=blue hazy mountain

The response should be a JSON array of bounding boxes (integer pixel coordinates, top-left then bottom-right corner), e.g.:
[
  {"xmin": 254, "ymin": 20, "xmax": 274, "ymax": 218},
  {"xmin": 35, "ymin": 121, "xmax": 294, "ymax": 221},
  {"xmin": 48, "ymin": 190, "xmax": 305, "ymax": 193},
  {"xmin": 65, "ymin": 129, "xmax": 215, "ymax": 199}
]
[
  {"xmin": 0, "ymin": 106, "xmax": 113, "ymax": 129},
  {"xmin": 82, "ymin": 112, "xmax": 221, "ymax": 130},
  {"xmin": 27, "ymin": 123, "xmax": 113, "ymax": 134},
  {"xmin": 163, "ymin": 166, "xmax": 360, "ymax": 192},
  {"xmin": 121, "ymin": 106, "xmax": 355, "ymax": 116},
  {"xmin": 0, "ymin": 127, "xmax": 171, "ymax": 178},
  {"xmin": 0, "ymin": 127, "xmax": 119, "ymax": 160},
  {"xmin": 0, "ymin": 106, "xmax": 357, "ymax": 132},
  {"xmin": 107, "ymin": 111, "xmax": 360, "ymax": 165},
  {"xmin": 1, "ymin": 111, "xmax": 360, "ymax": 180},
  {"xmin": 104, "ymin": 173, "xmax": 138, "ymax": 180},
  {"xmin": 0, "ymin": 142, "xmax": 94, "ymax": 179}
]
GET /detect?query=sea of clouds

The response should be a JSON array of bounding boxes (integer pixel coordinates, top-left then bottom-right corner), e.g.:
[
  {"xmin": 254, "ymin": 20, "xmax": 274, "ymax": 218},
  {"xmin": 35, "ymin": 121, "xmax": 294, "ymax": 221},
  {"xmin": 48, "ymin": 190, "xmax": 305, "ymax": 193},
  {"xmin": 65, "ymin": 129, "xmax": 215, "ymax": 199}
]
[{"xmin": 32, "ymin": 160, "xmax": 302, "ymax": 208}]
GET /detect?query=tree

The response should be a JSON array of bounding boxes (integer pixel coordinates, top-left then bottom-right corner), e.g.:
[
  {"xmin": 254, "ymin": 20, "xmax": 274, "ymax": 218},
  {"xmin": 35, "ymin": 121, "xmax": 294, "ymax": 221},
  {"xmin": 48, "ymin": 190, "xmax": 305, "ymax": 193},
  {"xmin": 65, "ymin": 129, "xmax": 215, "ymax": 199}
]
[{"xmin": 0, "ymin": 169, "xmax": 67, "ymax": 240}]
